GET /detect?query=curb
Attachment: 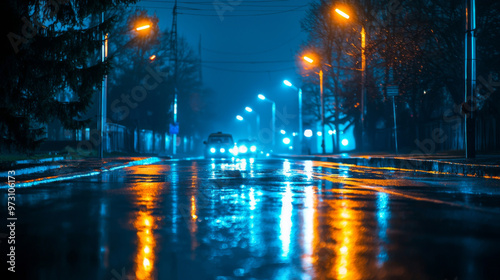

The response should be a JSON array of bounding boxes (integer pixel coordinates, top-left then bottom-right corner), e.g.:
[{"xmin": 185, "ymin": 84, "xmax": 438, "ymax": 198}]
[
  {"xmin": 1, "ymin": 157, "xmax": 163, "ymax": 189},
  {"xmin": 14, "ymin": 156, "xmax": 65, "ymax": 165},
  {"xmin": 0, "ymin": 165, "xmax": 62, "ymax": 177},
  {"xmin": 275, "ymin": 154, "xmax": 500, "ymax": 179}
]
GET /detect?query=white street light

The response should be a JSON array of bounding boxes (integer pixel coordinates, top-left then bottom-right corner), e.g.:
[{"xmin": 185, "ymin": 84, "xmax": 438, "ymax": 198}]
[
  {"xmin": 257, "ymin": 94, "xmax": 276, "ymax": 149},
  {"xmin": 304, "ymin": 129, "xmax": 313, "ymax": 138},
  {"xmin": 283, "ymin": 79, "xmax": 303, "ymax": 154},
  {"xmin": 244, "ymin": 106, "xmax": 260, "ymax": 138}
]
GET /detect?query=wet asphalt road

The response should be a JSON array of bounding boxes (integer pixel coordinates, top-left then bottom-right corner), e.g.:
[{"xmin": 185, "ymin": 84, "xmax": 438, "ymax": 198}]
[{"xmin": 2, "ymin": 158, "xmax": 500, "ymax": 280}]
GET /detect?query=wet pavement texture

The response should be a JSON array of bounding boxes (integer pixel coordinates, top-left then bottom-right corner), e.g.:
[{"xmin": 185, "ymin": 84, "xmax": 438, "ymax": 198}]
[{"xmin": 2, "ymin": 158, "xmax": 500, "ymax": 280}]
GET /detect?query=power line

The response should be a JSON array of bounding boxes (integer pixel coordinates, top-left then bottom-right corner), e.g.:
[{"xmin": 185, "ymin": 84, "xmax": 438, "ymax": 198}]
[
  {"xmin": 142, "ymin": 0, "xmax": 294, "ymax": 5},
  {"xmin": 178, "ymin": 8, "xmax": 305, "ymax": 17},
  {"xmin": 177, "ymin": 6, "xmax": 304, "ymax": 12},
  {"xmin": 202, "ymin": 65, "xmax": 296, "ymax": 73},
  {"xmin": 137, "ymin": 4, "xmax": 307, "ymax": 16},
  {"xmin": 181, "ymin": 59, "xmax": 295, "ymax": 64},
  {"xmin": 201, "ymin": 33, "xmax": 300, "ymax": 55}
]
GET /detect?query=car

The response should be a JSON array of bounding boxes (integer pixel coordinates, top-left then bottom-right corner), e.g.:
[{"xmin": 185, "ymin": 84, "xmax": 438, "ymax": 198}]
[
  {"xmin": 236, "ymin": 139, "xmax": 259, "ymax": 157},
  {"xmin": 203, "ymin": 132, "xmax": 238, "ymax": 158}
]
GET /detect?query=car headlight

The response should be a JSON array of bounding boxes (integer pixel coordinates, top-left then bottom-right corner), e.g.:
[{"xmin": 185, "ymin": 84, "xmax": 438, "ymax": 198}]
[
  {"xmin": 210, "ymin": 147, "xmax": 216, "ymax": 153},
  {"xmin": 239, "ymin": 145, "xmax": 248, "ymax": 153},
  {"xmin": 220, "ymin": 148, "xmax": 225, "ymax": 153},
  {"xmin": 250, "ymin": 145, "xmax": 257, "ymax": 152}
]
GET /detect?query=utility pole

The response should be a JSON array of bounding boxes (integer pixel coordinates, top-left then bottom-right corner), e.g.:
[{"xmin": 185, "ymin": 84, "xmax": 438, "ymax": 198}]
[
  {"xmin": 298, "ymin": 88, "xmax": 303, "ymax": 154},
  {"xmin": 272, "ymin": 102, "xmax": 276, "ymax": 150},
  {"xmin": 360, "ymin": 25, "xmax": 366, "ymax": 152},
  {"xmin": 171, "ymin": 0, "xmax": 179, "ymax": 156},
  {"xmin": 465, "ymin": 0, "xmax": 476, "ymax": 158},
  {"xmin": 198, "ymin": 35, "xmax": 202, "ymax": 83},
  {"xmin": 320, "ymin": 69, "xmax": 325, "ymax": 154},
  {"xmin": 99, "ymin": 12, "xmax": 108, "ymax": 160},
  {"xmin": 392, "ymin": 96, "xmax": 398, "ymax": 154}
]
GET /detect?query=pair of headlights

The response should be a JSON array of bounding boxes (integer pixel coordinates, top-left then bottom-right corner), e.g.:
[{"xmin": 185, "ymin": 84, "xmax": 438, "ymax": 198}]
[
  {"xmin": 209, "ymin": 147, "xmax": 225, "ymax": 153},
  {"xmin": 209, "ymin": 145, "xmax": 256, "ymax": 154},
  {"xmin": 238, "ymin": 145, "xmax": 257, "ymax": 153}
]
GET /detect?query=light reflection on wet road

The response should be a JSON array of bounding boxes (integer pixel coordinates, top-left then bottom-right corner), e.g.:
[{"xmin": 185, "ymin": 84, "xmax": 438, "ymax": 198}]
[{"xmin": 3, "ymin": 158, "xmax": 500, "ymax": 279}]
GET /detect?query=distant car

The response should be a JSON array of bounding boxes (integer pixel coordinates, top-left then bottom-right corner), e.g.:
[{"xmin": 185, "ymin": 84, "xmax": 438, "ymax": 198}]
[
  {"xmin": 236, "ymin": 139, "xmax": 259, "ymax": 157},
  {"xmin": 203, "ymin": 132, "xmax": 237, "ymax": 158}
]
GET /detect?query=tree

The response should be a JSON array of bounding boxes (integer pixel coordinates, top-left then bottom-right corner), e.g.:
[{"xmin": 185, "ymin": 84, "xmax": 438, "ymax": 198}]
[{"xmin": 0, "ymin": 0, "xmax": 137, "ymax": 152}]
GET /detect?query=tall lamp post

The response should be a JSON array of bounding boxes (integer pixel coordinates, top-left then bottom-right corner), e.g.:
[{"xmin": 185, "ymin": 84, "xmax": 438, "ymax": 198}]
[
  {"xmin": 303, "ymin": 56, "xmax": 326, "ymax": 154},
  {"xmin": 245, "ymin": 106, "xmax": 260, "ymax": 139},
  {"xmin": 335, "ymin": 8, "xmax": 366, "ymax": 151},
  {"xmin": 98, "ymin": 21, "xmax": 152, "ymax": 159},
  {"xmin": 258, "ymin": 94, "xmax": 276, "ymax": 150},
  {"xmin": 465, "ymin": 0, "xmax": 476, "ymax": 158},
  {"xmin": 236, "ymin": 114, "xmax": 252, "ymax": 136},
  {"xmin": 99, "ymin": 14, "xmax": 108, "ymax": 159},
  {"xmin": 283, "ymin": 80, "xmax": 303, "ymax": 154}
]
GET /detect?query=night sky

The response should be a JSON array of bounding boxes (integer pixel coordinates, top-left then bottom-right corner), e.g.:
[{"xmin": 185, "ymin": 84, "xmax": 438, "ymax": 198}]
[{"xmin": 138, "ymin": 0, "xmax": 312, "ymax": 140}]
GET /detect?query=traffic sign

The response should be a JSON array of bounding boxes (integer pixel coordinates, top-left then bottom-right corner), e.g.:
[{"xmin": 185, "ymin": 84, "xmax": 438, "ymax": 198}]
[
  {"xmin": 387, "ymin": 85, "xmax": 399, "ymax": 96},
  {"xmin": 169, "ymin": 122, "xmax": 179, "ymax": 135}
]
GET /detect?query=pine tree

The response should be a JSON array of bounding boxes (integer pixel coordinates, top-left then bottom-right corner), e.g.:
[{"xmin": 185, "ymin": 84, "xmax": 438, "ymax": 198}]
[{"xmin": 0, "ymin": 0, "xmax": 138, "ymax": 152}]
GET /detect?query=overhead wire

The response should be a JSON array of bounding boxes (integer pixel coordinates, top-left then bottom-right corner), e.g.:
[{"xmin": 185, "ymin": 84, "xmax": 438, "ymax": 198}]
[
  {"xmin": 202, "ymin": 65, "xmax": 296, "ymax": 73},
  {"xmin": 136, "ymin": 4, "xmax": 308, "ymax": 16},
  {"xmin": 190, "ymin": 59, "xmax": 296, "ymax": 64},
  {"xmin": 201, "ymin": 33, "xmax": 301, "ymax": 55},
  {"xmin": 141, "ymin": 0, "xmax": 294, "ymax": 5}
]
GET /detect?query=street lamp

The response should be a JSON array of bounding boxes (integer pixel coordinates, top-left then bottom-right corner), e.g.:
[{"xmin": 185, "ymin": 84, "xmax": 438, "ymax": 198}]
[
  {"xmin": 283, "ymin": 79, "xmax": 303, "ymax": 154},
  {"xmin": 236, "ymin": 114, "xmax": 254, "ymax": 137},
  {"xmin": 303, "ymin": 56, "xmax": 314, "ymax": 64},
  {"xmin": 303, "ymin": 55, "xmax": 325, "ymax": 154},
  {"xmin": 135, "ymin": 24, "xmax": 151, "ymax": 31},
  {"xmin": 465, "ymin": 0, "xmax": 476, "ymax": 158},
  {"xmin": 244, "ymin": 106, "xmax": 260, "ymax": 139},
  {"xmin": 304, "ymin": 129, "xmax": 313, "ymax": 138},
  {"xmin": 257, "ymin": 94, "xmax": 276, "ymax": 149},
  {"xmin": 335, "ymin": 7, "xmax": 366, "ymax": 151},
  {"xmin": 98, "ymin": 21, "xmax": 153, "ymax": 159},
  {"xmin": 334, "ymin": 8, "xmax": 350, "ymax": 19}
]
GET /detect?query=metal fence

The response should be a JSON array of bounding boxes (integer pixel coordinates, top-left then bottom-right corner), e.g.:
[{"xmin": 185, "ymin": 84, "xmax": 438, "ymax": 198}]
[
  {"xmin": 40, "ymin": 122, "xmax": 197, "ymax": 156},
  {"xmin": 373, "ymin": 117, "xmax": 497, "ymax": 153}
]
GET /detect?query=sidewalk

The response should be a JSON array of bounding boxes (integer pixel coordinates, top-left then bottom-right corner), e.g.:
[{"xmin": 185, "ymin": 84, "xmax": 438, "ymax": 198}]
[
  {"xmin": 0, "ymin": 157, "xmax": 163, "ymax": 188},
  {"xmin": 276, "ymin": 152, "xmax": 500, "ymax": 179}
]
